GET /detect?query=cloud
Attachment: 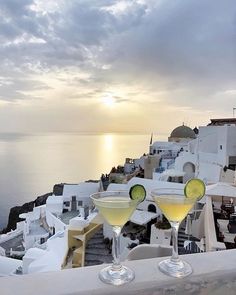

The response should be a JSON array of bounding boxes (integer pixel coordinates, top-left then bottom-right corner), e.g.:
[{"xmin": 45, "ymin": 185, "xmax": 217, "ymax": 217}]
[
  {"xmin": 0, "ymin": 76, "xmax": 51, "ymax": 102},
  {"xmin": 0, "ymin": 0, "xmax": 235, "ymax": 132}
]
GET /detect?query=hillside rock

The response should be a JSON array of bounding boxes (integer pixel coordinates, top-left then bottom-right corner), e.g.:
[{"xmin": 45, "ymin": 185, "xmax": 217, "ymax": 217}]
[{"xmin": 53, "ymin": 183, "xmax": 64, "ymax": 196}]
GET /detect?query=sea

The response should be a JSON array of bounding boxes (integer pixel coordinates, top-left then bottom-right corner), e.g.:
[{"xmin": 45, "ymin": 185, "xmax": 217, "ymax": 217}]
[{"xmin": 0, "ymin": 132, "xmax": 167, "ymax": 230}]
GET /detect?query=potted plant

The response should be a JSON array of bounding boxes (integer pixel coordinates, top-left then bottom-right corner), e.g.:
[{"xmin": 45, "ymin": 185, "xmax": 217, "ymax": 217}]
[{"xmin": 154, "ymin": 217, "xmax": 171, "ymax": 230}]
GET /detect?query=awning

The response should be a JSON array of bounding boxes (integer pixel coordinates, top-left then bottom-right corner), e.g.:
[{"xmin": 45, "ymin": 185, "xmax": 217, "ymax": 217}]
[
  {"xmin": 201, "ymin": 182, "xmax": 236, "ymax": 203},
  {"xmin": 130, "ymin": 210, "xmax": 158, "ymax": 226},
  {"xmin": 206, "ymin": 182, "xmax": 236, "ymax": 198}
]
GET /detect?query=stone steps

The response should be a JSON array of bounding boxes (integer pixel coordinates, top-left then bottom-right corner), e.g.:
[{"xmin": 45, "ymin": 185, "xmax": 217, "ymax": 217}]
[
  {"xmin": 85, "ymin": 259, "xmax": 104, "ymax": 266},
  {"xmin": 178, "ymin": 221, "xmax": 201, "ymax": 253},
  {"xmin": 91, "ymin": 232, "xmax": 104, "ymax": 239},
  {"xmin": 86, "ymin": 248, "xmax": 111, "ymax": 255},
  {"xmin": 86, "ymin": 243, "xmax": 107, "ymax": 249},
  {"xmin": 84, "ymin": 229, "xmax": 112, "ymax": 266},
  {"xmin": 87, "ymin": 238, "xmax": 105, "ymax": 245},
  {"xmin": 178, "ymin": 224, "xmax": 190, "ymax": 248},
  {"xmin": 85, "ymin": 253, "xmax": 112, "ymax": 264}
]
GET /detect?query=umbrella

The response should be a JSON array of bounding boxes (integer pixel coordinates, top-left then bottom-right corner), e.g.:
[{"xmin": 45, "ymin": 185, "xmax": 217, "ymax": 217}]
[
  {"xmin": 206, "ymin": 182, "xmax": 236, "ymax": 197},
  {"xmin": 204, "ymin": 182, "xmax": 236, "ymax": 204}
]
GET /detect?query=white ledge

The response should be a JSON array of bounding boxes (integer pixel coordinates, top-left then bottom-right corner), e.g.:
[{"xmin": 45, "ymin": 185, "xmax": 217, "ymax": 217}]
[{"xmin": 1, "ymin": 249, "xmax": 236, "ymax": 295}]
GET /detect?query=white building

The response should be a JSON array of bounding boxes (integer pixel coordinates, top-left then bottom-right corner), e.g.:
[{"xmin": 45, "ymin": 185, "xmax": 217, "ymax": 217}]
[
  {"xmin": 61, "ymin": 182, "xmax": 100, "ymax": 212},
  {"xmin": 174, "ymin": 118, "xmax": 236, "ymax": 184},
  {"xmin": 20, "ymin": 206, "xmax": 51, "ymax": 251},
  {"xmin": 0, "ymin": 181, "xmax": 101, "ymax": 274},
  {"xmin": 0, "ymin": 256, "xmax": 22, "ymax": 277},
  {"xmin": 147, "ymin": 124, "xmax": 196, "ymax": 181},
  {"xmin": 150, "ymin": 141, "xmax": 183, "ymax": 158},
  {"xmin": 22, "ymin": 230, "xmax": 68, "ymax": 274},
  {"xmin": 124, "ymin": 125, "xmax": 196, "ymax": 181},
  {"xmin": 124, "ymin": 156, "xmax": 146, "ymax": 174},
  {"xmin": 46, "ymin": 195, "xmax": 63, "ymax": 215}
]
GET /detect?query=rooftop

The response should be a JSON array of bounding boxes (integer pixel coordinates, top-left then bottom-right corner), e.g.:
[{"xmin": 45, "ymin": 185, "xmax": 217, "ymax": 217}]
[
  {"xmin": 208, "ymin": 118, "xmax": 236, "ymax": 126},
  {"xmin": 62, "ymin": 182, "xmax": 99, "ymax": 197},
  {"xmin": 0, "ymin": 233, "xmax": 23, "ymax": 254},
  {"xmin": 57, "ymin": 211, "xmax": 81, "ymax": 225},
  {"xmin": 170, "ymin": 124, "xmax": 196, "ymax": 139},
  {"xmin": 28, "ymin": 220, "xmax": 48, "ymax": 236}
]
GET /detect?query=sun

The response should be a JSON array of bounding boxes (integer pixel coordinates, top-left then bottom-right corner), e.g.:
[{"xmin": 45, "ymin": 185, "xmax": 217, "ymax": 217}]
[{"xmin": 102, "ymin": 95, "xmax": 116, "ymax": 107}]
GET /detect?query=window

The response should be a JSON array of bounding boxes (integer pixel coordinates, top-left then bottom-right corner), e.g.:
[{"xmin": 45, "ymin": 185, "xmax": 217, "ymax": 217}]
[
  {"xmin": 220, "ymin": 145, "xmax": 222, "ymax": 150},
  {"xmin": 40, "ymin": 237, "xmax": 45, "ymax": 244},
  {"xmin": 64, "ymin": 201, "xmax": 70, "ymax": 207},
  {"xmin": 78, "ymin": 200, "xmax": 83, "ymax": 206}
]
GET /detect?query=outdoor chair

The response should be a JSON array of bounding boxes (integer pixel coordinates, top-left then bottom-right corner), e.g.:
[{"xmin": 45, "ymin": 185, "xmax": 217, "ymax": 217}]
[{"xmin": 126, "ymin": 244, "xmax": 172, "ymax": 261}]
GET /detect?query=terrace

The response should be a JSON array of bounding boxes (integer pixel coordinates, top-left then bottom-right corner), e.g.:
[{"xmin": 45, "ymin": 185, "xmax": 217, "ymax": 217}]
[
  {"xmin": 1, "ymin": 249, "xmax": 236, "ymax": 295},
  {"xmin": 1, "ymin": 194, "xmax": 236, "ymax": 294}
]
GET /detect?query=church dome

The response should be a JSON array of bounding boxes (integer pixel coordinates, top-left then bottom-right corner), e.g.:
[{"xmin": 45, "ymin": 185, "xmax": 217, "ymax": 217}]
[{"xmin": 170, "ymin": 124, "xmax": 196, "ymax": 139}]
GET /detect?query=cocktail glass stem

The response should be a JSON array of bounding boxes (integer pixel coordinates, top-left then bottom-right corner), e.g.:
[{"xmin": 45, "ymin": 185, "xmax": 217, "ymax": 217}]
[
  {"xmin": 170, "ymin": 221, "xmax": 180, "ymax": 263},
  {"xmin": 112, "ymin": 226, "xmax": 122, "ymax": 270},
  {"xmin": 158, "ymin": 219, "xmax": 192, "ymax": 278}
]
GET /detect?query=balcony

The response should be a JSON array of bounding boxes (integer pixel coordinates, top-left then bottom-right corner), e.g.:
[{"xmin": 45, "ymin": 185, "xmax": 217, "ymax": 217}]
[{"xmin": 1, "ymin": 248, "xmax": 236, "ymax": 295}]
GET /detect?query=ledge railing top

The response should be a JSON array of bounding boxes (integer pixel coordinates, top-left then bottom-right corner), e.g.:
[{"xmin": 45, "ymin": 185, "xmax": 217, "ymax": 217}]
[{"xmin": 1, "ymin": 249, "xmax": 236, "ymax": 295}]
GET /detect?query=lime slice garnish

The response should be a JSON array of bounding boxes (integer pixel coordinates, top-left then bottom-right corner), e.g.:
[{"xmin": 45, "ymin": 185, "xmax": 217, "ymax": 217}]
[
  {"xmin": 184, "ymin": 178, "xmax": 206, "ymax": 201},
  {"xmin": 129, "ymin": 184, "xmax": 146, "ymax": 203}
]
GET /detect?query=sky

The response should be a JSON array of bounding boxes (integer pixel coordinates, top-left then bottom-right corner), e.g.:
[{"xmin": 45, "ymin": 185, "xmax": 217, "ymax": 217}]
[{"xmin": 0, "ymin": 0, "xmax": 235, "ymax": 135}]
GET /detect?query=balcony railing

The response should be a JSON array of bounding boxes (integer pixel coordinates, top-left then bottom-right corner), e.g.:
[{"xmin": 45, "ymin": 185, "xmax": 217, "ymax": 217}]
[{"xmin": 1, "ymin": 248, "xmax": 236, "ymax": 295}]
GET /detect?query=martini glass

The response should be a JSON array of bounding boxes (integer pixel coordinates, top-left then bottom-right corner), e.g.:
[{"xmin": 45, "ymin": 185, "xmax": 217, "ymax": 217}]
[
  {"xmin": 151, "ymin": 188, "xmax": 196, "ymax": 278},
  {"xmin": 90, "ymin": 191, "xmax": 139, "ymax": 285}
]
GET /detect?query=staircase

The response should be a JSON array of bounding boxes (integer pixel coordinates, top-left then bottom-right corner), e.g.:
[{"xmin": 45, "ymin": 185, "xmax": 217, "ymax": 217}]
[
  {"xmin": 178, "ymin": 221, "xmax": 201, "ymax": 255},
  {"xmin": 178, "ymin": 223, "xmax": 189, "ymax": 248},
  {"xmin": 84, "ymin": 229, "xmax": 112, "ymax": 266}
]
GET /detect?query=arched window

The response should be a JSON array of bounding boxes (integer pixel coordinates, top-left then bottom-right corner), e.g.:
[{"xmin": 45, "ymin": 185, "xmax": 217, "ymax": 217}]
[
  {"xmin": 148, "ymin": 204, "xmax": 157, "ymax": 213},
  {"xmin": 183, "ymin": 162, "xmax": 195, "ymax": 174},
  {"xmin": 183, "ymin": 162, "xmax": 196, "ymax": 182}
]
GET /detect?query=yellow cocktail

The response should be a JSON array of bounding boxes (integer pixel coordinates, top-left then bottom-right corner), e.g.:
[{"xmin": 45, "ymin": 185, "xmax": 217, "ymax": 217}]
[
  {"xmin": 90, "ymin": 191, "xmax": 139, "ymax": 286},
  {"xmin": 93, "ymin": 196, "xmax": 137, "ymax": 226},
  {"xmin": 153, "ymin": 195, "xmax": 195, "ymax": 222}
]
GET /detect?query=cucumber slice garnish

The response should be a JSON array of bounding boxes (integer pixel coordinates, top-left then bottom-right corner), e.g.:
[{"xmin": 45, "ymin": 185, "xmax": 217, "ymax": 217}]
[{"xmin": 129, "ymin": 184, "xmax": 146, "ymax": 203}]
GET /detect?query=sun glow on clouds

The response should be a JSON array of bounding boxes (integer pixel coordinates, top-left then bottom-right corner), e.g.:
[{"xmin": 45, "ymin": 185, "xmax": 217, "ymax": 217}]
[
  {"xmin": 103, "ymin": 1, "xmax": 131, "ymax": 15},
  {"xmin": 102, "ymin": 94, "xmax": 116, "ymax": 107}
]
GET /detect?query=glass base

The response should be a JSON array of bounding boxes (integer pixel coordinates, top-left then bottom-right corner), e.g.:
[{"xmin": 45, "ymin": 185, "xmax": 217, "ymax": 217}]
[
  {"xmin": 99, "ymin": 265, "xmax": 135, "ymax": 286},
  {"xmin": 159, "ymin": 258, "xmax": 192, "ymax": 278}
]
